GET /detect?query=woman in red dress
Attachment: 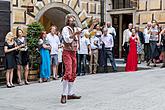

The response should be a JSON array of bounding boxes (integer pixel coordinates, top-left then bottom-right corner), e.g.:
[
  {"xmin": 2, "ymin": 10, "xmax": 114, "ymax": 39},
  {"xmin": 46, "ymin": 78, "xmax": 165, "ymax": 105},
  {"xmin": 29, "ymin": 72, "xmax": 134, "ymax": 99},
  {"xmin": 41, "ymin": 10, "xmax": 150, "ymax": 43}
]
[{"xmin": 125, "ymin": 28, "xmax": 140, "ymax": 72}]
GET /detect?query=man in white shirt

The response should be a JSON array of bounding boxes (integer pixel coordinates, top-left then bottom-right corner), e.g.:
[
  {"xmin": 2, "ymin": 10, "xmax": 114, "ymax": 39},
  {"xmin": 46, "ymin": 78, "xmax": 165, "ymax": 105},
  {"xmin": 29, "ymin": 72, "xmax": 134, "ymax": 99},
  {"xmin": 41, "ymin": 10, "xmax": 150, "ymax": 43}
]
[
  {"xmin": 107, "ymin": 22, "xmax": 116, "ymax": 58},
  {"xmin": 101, "ymin": 28, "xmax": 117, "ymax": 72},
  {"xmin": 78, "ymin": 31, "xmax": 91, "ymax": 76},
  {"xmin": 47, "ymin": 25, "xmax": 60, "ymax": 80},
  {"xmin": 107, "ymin": 22, "xmax": 116, "ymax": 40},
  {"xmin": 61, "ymin": 14, "xmax": 81, "ymax": 104},
  {"xmin": 122, "ymin": 23, "xmax": 133, "ymax": 63},
  {"xmin": 143, "ymin": 22, "xmax": 151, "ymax": 63}
]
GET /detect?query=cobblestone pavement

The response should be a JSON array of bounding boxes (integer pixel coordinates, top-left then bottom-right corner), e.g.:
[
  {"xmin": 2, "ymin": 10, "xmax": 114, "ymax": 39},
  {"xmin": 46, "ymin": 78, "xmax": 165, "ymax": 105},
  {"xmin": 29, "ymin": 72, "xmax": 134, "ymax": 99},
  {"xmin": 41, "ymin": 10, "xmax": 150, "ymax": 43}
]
[{"xmin": 0, "ymin": 68, "xmax": 165, "ymax": 110}]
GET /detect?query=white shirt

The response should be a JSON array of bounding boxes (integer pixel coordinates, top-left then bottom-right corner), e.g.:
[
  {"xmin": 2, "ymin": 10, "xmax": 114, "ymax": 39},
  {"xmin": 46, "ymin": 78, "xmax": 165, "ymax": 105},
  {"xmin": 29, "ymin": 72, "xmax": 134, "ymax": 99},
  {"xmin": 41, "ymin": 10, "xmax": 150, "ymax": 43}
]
[
  {"xmin": 150, "ymin": 26, "xmax": 159, "ymax": 41},
  {"xmin": 80, "ymin": 29, "xmax": 89, "ymax": 38},
  {"xmin": 143, "ymin": 28, "xmax": 150, "ymax": 43},
  {"xmin": 78, "ymin": 37, "xmax": 90, "ymax": 54},
  {"xmin": 108, "ymin": 26, "xmax": 116, "ymax": 38},
  {"xmin": 18, "ymin": 37, "xmax": 25, "ymax": 43},
  {"xmin": 47, "ymin": 33, "xmax": 60, "ymax": 55},
  {"xmin": 17, "ymin": 37, "xmax": 28, "ymax": 51},
  {"xmin": 101, "ymin": 34, "xmax": 114, "ymax": 50},
  {"xmin": 123, "ymin": 29, "xmax": 132, "ymax": 46},
  {"xmin": 62, "ymin": 26, "xmax": 82, "ymax": 43},
  {"xmin": 90, "ymin": 36, "xmax": 100, "ymax": 49}
]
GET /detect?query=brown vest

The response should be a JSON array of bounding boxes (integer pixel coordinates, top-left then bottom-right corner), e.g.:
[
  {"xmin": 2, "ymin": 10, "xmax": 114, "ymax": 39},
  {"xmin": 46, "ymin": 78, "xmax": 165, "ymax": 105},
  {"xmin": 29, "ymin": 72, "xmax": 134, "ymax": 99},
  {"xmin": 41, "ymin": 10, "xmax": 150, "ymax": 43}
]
[{"xmin": 63, "ymin": 26, "xmax": 79, "ymax": 51}]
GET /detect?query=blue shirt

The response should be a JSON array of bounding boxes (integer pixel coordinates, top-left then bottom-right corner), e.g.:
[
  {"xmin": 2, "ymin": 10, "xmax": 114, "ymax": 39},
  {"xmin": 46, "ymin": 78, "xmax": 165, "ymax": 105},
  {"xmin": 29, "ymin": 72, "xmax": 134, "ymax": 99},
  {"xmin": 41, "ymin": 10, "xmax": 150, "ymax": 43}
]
[{"xmin": 90, "ymin": 36, "xmax": 100, "ymax": 49}]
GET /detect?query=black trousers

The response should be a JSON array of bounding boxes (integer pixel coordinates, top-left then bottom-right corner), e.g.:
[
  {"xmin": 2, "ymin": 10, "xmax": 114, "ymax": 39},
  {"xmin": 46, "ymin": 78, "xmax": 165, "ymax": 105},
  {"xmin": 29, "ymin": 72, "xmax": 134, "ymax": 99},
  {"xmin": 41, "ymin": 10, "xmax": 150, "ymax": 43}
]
[
  {"xmin": 123, "ymin": 42, "xmax": 129, "ymax": 62},
  {"xmin": 144, "ymin": 43, "xmax": 150, "ymax": 62}
]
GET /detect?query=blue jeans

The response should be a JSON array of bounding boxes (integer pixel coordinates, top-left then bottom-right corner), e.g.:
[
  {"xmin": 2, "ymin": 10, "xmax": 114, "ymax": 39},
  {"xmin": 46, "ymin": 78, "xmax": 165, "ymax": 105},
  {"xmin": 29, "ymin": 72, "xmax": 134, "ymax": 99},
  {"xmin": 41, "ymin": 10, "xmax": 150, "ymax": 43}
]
[
  {"xmin": 105, "ymin": 48, "xmax": 117, "ymax": 71},
  {"xmin": 77, "ymin": 54, "xmax": 87, "ymax": 75}
]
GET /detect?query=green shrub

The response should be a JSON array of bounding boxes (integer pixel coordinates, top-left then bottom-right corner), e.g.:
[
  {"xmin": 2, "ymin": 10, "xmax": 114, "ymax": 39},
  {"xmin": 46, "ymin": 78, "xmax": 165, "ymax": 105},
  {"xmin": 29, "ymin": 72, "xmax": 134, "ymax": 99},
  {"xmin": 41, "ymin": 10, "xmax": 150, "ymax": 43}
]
[{"xmin": 27, "ymin": 22, "xmax": 44, "ymax": 69}]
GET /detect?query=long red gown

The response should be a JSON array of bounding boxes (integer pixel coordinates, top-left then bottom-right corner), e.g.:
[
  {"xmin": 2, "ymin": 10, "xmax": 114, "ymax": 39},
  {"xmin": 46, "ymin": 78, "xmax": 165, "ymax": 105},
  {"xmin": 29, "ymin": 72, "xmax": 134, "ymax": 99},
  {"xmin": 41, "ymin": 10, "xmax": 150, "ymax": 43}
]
[{"xmin": 125, "ymin": 36, "xmax": 138, "ymax": 72}]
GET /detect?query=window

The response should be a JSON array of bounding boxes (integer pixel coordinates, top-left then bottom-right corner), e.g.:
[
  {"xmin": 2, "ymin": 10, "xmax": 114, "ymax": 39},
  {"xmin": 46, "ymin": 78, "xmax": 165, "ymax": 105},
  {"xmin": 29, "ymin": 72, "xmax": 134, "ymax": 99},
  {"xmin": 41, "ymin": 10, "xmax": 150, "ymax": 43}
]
[{"xmin": 112, "ymin": 0, "xmax": 137, "ymax": 9}]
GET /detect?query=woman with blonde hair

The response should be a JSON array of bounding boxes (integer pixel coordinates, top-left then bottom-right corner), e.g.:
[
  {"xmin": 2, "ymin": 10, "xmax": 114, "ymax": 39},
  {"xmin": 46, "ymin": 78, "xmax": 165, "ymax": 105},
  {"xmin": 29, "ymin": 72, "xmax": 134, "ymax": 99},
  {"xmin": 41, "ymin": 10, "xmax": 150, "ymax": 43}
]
[{"xmin": 4, "ymin": 32, "xmax": 23, "ymax": 88}]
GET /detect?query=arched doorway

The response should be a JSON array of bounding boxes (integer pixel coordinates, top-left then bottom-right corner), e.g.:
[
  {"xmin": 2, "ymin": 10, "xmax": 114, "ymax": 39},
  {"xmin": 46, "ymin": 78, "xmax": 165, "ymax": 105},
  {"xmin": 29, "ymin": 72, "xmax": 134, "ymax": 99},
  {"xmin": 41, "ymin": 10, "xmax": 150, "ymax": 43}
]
[{"xmin": 35, "ymin": 2, "xmax": 82, "ymax": 32}]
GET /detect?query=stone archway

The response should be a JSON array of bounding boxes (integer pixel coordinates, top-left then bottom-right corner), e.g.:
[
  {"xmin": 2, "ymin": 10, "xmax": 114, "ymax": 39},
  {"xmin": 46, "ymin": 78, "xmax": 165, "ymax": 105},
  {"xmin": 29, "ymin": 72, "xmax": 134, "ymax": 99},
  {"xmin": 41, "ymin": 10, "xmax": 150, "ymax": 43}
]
[{"xmin": 34, "ymin": 2, "xmax": 82, "ymax": 31}]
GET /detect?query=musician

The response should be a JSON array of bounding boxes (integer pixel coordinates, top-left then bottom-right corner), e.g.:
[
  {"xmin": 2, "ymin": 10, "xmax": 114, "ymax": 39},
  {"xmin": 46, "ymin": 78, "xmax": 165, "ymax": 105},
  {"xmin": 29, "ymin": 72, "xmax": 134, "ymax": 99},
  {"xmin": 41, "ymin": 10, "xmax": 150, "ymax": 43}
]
[{"xmin": 61, "ymin": 14, "xmax": 81, "ymax": 104}]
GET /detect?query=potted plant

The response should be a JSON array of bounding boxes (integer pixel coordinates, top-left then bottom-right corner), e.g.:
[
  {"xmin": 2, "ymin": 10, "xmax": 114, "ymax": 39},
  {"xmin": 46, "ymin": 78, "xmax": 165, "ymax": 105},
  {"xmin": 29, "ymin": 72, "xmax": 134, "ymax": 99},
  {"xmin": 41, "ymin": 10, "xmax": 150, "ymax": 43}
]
[{"xmin": 27, "ymin": 22, "xmax": 44, "ymax": 80}]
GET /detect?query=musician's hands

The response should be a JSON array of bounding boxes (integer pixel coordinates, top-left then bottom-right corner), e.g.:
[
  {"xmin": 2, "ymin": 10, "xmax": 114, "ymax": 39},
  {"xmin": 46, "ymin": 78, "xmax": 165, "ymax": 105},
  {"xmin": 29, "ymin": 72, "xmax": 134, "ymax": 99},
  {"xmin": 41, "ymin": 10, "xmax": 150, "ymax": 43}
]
[
  {"xmin": 75, "ymin": 31, "xmax": 82, "ymax": 35},
  {"xmin": 70, "ymin": 31, "xmax": 82, "ymax": 38}
]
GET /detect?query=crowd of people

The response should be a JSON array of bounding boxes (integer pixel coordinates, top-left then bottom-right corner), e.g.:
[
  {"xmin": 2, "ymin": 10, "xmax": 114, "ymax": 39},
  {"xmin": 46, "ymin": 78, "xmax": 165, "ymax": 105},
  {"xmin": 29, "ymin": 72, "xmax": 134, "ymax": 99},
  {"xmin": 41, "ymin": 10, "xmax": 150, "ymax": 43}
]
[
  {"xmin": 123, "ymin": 21, "xmax": 165, "ymax": 71},
  {"xmin": 3, "ymin": 14, "xmax": 165, "ymax": 103}
]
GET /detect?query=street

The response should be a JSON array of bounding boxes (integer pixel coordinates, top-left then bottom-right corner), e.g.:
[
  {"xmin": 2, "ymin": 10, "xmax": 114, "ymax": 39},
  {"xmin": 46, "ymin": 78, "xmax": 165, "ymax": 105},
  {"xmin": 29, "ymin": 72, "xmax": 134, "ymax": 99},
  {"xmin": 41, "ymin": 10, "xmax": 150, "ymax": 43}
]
[{"xmin": 1, "ymin": 68, "xmax": 165, "ymax": 110}]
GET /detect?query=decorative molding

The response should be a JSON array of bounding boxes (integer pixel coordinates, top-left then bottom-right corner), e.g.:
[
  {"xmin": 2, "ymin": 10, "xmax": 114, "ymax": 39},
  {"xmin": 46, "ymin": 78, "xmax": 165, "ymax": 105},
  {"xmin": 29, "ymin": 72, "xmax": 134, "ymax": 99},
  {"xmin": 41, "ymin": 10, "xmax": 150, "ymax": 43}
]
[
  {"xmin": 27, "ymin": 12, "xmax": 35, "ymax": 18},
  {"xmin": 137, "ymin": 0, "xmax": 147, "ymax": 11},
  {"xmin": 42, "ymin": 1, "xmax": 46, "ymax": 6},
  {"xmin": 81, "ymin": 17, "xmax": 88, "ymax": 24},
  {"xmin": 152, "ymin": 13, "xmax": 154, "ymax": 21},
  {"xmin": 149, "ymin": 0, "xmax": 162, "ymax": 11},
  {"xmin": 14, "ymin": 11, "xmax": 26, "ymax": 24},
  {"xmin": 136, "ymin": 14, "xmax": 140, "ymax": 25},
  {"xmin": 89, "ymin": 3, "xmax": 96, "ymax": 14},
  {"xmin": 13, "ymin": 0, "xmax": 18, "ymax": 7},
  {"xmin": 73, "ymin": 0, "xmax": 79, "ymax": 10}
]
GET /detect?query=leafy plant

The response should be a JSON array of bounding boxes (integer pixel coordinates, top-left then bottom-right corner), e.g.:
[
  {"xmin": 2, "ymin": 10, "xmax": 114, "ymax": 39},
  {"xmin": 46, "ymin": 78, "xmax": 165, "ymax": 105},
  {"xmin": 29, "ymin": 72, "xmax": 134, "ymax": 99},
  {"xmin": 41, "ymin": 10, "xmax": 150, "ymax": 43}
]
[{"xmin": 27, "ymin": 22, "xmax": 44, "ymax": 70}]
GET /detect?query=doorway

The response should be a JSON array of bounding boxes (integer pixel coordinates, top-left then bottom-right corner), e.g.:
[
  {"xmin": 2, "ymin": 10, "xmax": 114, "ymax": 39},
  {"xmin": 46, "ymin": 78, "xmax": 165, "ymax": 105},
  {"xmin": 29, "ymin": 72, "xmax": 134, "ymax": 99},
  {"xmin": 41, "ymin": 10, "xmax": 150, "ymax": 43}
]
[
  {"xmin": 112, "ymin": 14, "xmax": 133, "ymax": 58},
  {"xmin": 39, "ymin": 8, "xmax": 70, "ymax": 32},
  {"xmin": 35, "ymin": 2, "xmax": 82, "ymax": 32}
]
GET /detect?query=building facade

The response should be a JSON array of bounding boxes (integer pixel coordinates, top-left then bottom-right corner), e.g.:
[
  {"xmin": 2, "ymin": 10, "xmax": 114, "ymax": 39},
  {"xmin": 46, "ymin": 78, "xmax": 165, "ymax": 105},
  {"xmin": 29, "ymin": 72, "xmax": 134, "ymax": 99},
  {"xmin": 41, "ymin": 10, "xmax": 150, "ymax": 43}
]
[
  {"xmin": 0, "ymin": 0, "xmax": 165, "ymax": 70},
  {"xmin": 11, "ymin": 0, "xmax": 105, "ymax": 33},
  {"xmin": 0, "ymin": 0, "xmax": 105, "ymax": 70},
  {"xmin": 107, "ymin": 0, "xmax": 165, "ymax": 58}
]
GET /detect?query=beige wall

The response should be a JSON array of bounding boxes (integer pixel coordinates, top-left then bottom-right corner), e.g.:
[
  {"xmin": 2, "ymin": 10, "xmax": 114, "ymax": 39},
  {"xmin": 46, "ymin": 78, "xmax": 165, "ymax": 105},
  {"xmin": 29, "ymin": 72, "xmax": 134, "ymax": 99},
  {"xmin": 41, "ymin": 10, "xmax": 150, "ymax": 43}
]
[
  {"xmin": 11, "ymin": 0, "xmax": 104, "ymax": 35},
  {"xmin": 137, "ymin": 0, "xmax": 165, "ymax": 28},
  {"xmin": 107, "ymin": 0, "xmax": 165, "ymax": 29}
]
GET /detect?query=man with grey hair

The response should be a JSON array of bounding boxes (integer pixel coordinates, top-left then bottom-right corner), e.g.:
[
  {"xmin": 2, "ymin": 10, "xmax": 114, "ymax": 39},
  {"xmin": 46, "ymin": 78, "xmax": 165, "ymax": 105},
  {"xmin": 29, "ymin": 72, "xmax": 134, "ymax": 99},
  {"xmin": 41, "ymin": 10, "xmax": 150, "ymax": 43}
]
[
  {"xmin": 143, "ymin": 22, "xmax": 152, "ymax": 63},
  {"xmin": 107, "ymin": 22, "xmax": 116, "ymax": 39},
  {"xmin": 122, "ymin": 23, "xmax": 133, "ymax": 63},
  {"xmin": 101, "ymin": 28, "xmax": 117, "ymax": 72},
  {"xmin": 107, "ymin": 22, "xmax": 116, "ymax": 57}
]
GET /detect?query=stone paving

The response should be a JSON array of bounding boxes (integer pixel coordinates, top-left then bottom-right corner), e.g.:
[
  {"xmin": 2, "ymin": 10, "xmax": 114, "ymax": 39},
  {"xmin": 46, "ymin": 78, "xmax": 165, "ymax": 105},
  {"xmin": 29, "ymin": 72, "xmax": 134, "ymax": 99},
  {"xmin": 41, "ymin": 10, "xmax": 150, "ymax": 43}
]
[{"xmin": 0, "ymin": 67, "xmax": 165, "ymax": 110}]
